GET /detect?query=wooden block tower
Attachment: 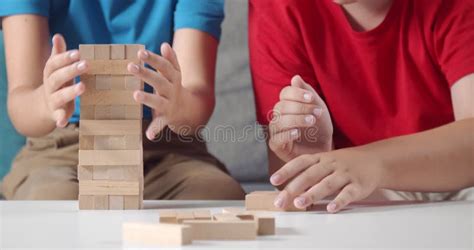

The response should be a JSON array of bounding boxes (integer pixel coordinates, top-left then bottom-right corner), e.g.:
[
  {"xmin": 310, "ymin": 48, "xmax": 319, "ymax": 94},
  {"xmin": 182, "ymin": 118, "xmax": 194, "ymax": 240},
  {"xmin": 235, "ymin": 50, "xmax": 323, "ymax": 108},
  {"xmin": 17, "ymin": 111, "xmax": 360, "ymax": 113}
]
[{"xmin": 78, "ymin": 44, "xmax": 144, "ymax": 210}]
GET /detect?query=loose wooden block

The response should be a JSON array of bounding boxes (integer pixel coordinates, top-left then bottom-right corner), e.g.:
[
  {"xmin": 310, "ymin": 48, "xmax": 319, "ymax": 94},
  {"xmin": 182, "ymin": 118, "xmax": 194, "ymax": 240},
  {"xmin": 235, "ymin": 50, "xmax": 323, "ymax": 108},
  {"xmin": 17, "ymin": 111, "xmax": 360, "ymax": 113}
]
[
  {"xmin": 78, "ymin": 165, "xmax": 93, "ymax": 180},
  {"xmin": 94, "ymin": 45, "xmax": 110, "ymax": 60},
  {"xmin": 159, "ymin": 210, "xmax": 178, "ymax": 223},
  {"xmin": 81, "ymin": 89, "xmax": 136, "ymax": 105},
  {"xmin": 109, "ymin": 195, "xmax": 124, "ymax": 210},
  {"xmin": 237, "ymin": 214, "xmax": 275, "ymax": 236},
  {"xmin": 94, "ymin": 195, "xmax": 109, "ymax": 210},
  {"xmin": 193, "ymin": 210, "xmax": 212, "ymax": 220},
  {"xmin": 122, "ymin": 222, "xmax": 192, "ymax": 246},
  {"xmin": 78, "ymin": 150, "xmax": 141, "ymax": 166},
  {"xmin": 80, "ymin": 120, "xmax": 141, "ymax": 136},
  {"xmin": 245, "ymin": 191, "xmax": 306, "ymax": 212},
  {"xmin": 79, "ymin": 45, "xmax": 94, "ymax": 60},
  {"xmin": 213, "ymin": 213, "xmax": 241, "ymax": 222},
  {"xmin": 176, "ymin": 211, "xmax": 195, "ymax": 223},
  {"xmin": 111, "ymin": 45, "xmax": 125, "ymax": 60},
  {"xmin": 79, "ymin": 180, "xmax": 139, "ymax": 195},
  {"xmin": 78, "ymin": 195, "xmax": 94, "ymax": 209},
  {"xmin": 183, "ymin": 220, "xmax": 257, "ymax": 240},
  {"xmin": 86, "ymin": 60, "xmax": 132, "ymax": 75},
  {"xmin": 124, "ymin": 195, "xmax": 140, "ymax": 209}
]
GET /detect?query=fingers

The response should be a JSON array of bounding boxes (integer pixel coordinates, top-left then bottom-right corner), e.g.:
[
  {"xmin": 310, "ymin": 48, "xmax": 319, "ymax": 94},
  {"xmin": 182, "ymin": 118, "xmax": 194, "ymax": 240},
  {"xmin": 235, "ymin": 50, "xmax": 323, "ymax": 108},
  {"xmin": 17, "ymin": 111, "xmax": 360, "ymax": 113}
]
[
  {"xmin": 280, "ymin": 85, "xmax": 315, "ymax": 104},
  {"xmin": 47, "ymin": 60, "xmax": 88, "ymax": 93},
  {"xmin": 136, "ymin": 48, "xmax": 179, "ymax": 83},
  {"xmin": 51, "ymin": 34, "xmax": 67, "ymax": 56},
  {"xmin": 268, "ymin": 129, "xmax": 300, "ymax": 160},
  {"xmin": 44, "ymin": 50, "xmax": 81, "ymax": 80},
  {"xmin": 327, "ymin": 184, "xmax": 360, "ymax": 213},
  {"xmin": 294, "ymin": 173, "xmax": 350, "ymax": 209},
  {"xmin": 145, "ymin": 117, "xmax": 168, "ymax": 141},
  {"xmin": 53, "ymin": 109, "xmax": 67, "ymax": 128},
  {"xmin": 49, "ymin": 83, "xmax": 85, "ymax": 110},
  {"xmin": 127, "ymin": 63, "xmax": 171, "ymax": 97},
  {"xmin": 270, "ymin": 114, "xmax": 316, "ymax": 135},
  {"xmin": 133, "ymin": 90, "xmax": 168, "ymax": 115},
  {"xmin": 274, "ymin": 100, "xmax": 323, "ymax": 116},
  {"xmin": 270, "ymin": 154, "xmax": 320, "ymax": 186},
  {"xmin": 291, "ymin": 75, "xmax": 328, "ymax": 108},
  {"xmin": 161, "ymin": 42, "xmax": 180, "ymax": 71}
]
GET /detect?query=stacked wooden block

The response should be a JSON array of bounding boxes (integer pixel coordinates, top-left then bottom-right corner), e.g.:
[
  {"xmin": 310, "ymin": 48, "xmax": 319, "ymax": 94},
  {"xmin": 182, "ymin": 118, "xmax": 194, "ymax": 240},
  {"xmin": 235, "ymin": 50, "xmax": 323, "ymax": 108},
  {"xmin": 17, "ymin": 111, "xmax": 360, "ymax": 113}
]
[{"xmin": 78, "ymin": 44, "xmax": 144, "ymax": 210}]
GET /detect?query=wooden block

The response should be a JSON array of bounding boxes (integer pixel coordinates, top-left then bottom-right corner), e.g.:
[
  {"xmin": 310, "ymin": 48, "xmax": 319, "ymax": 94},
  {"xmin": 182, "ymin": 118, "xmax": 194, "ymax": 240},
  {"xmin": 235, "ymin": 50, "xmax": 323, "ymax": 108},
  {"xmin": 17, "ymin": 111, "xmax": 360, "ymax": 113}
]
[
  {"xmin": 159, "ymin": 210, "xmax": 178, "ymax": 223},
  {"xmin": 93, "ymin": 105, "xmax": 111, "ymax": 119},
  {"xmin": 81, "ymin": 89, "xmax": 136, "ymax": 105},
  {"xmin": 79, "ymin": 135, "xmax": 94, "ymax": 150},
  {"xmin": 122, "ymin": 222, "xmax": 192, "ymax": 246},
  {"xmin": 80, "ymin": 105, "xmax": 95, "ymax": 119},
  {"xmin": 94, "ymin": 45, "xmax": 110, "ymax": 60},
  {"xmin": 245, "ymin": 191, "xmax": 306, "ymax": 212},
  {"xmin": 79, "ymin": 45, "xmax": 94, "ymax": 60},
  {"xmin": 79, "ymin": 195, "xmax": 94, "ymax": 210},
  {"xmin": 79, "ymin": 180, "xmax": 139, "ymax": 195},
  {"xmin": 78, "ymin": 165, "xmax": 93, "ymax": 180},
  {"xmin": 93, "ymin": 166, "xmax": 108, "ymax": 180},
  {"xmin": 123, "ymin": 165, "xmax": 140, "ymax": 180},
  {"xmin": 125, "ymin": 44, "xmax": 144, "ymax": 61},
  {"xmin": 183, "ymin": 220, "xmax": 257, "ymax": 240},
  {"xmin": 222, "ymin": 207, "xmax": 246, "ymax": 214},
  {"xmin": 124, "ymin": 135, "xmax": 141, "ymax": 150},
  {"xmin": 236, "ymin": 214, "xmax": 275, "ymax": 236},
  {"xmin": 107, "ymin": 166, "xmax": 125, "ymax": 180},
  {"xmin": 111, "ymin": 45, "xmax": 125, "ymax": 60},
  {"xmin": 94, "ymin": 195, "xmax": 109, "ymax": 210},
  {"xmin": 80, "ymin": 120, "xmax": 141, "ymax": 136},
  {"xmin": 80, "ymin": 75, "xmax": 95, "ymax": 89},
  {"xmin": 213, "ymin": 213, "xmax": 241, "ymax": 222},
  {"xmin": 86, "ymin": 60, "xmax": 132, "ymax": 75},
  {"xmin": 193, "ymin": 210, "xmax": 212, "ymax": 220},
  {"xmin": 93, "ymin": 136, "xmax": 124, "ymax": 150},
  {"xmin": 95, "ymin": 75, "xmax": 112, "ymax": 90},
  {"xmin": 109, "ymin": 195, "xmax": 124, "ymax": 210},
  {"xmin": 78, "ymin": 150, "xmax": 141, "ymax": 166},
  {"xmin": 124, "ymin": 195, "xmax": 140, "ymax": 209},
  {"xmin": 125, "ymin": 76, "xmax": 142, "ymax": 91},
  {"xmin": 176, "ymin": 211, "xmax": 195, "ymax": 223},
  {"xmin": 110, "ymin": 75, "xmax": 126, "ymax": 90},
  {"xmin": 110, "ymin": 105, "xmax": 126, "ymax": 119},
  {"xmin": 125, "ymin": 105, "xmax": 142, "ymax": 119}
]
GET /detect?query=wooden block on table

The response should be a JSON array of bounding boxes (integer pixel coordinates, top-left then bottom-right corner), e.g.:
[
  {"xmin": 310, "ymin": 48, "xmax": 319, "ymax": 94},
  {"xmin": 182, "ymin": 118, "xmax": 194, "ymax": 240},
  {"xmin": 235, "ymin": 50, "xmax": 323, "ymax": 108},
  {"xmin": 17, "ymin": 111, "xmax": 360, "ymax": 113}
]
[
  {"xmin": 222, "ymin": 207, "xmax": 246, "ymax": 214},
  {"xmin": 124, "ymin": 195, "xmax": 141, "ymax": 209},
  {"xmin": 122, "ymin": 222, "xmax": 192, "ymax": 246},
  {"xmin": 111, "ymin": 45, "xmax": 125, "ymax": 60},
  {"xmin": 78, "ymin": 165, "xmax": 93, "ymax": 180},
  {"xmin": 159, "ymin": 210, "xmax": 178, "ymax": 223},
  {"xmin": 78, "ymin": 150, "xmax": 141, "ymax": 166},
  {"xmin": 79, "ymin": 180, "xmax": 139, "ymax": 195},
  {"xmin": 81, "ymin": 89, "xmax": 136, "ymax": 105},
  {"xmin": 86, "ymin": 60, "xmax": 132, "ymax": 75},
  {"xmin": 176, "ymin": 211, "xmax": 195, "ymax": 223},
  {"xmin": 193, "ymin": 210, "xmax": 212, "ymax": 220},
  {"xmin": 79, "ymin": 45, "xmax": 94, "ymax": 60},
  {"xmin": 109, "ymin": 195, "xmax": 124, "ymax": 210},
  {"xmin": 183, "ymin": 220, "xmax": 257, "ymax": 240},
  {"xmin": 245, "ymin": 191, "xmax": 306, "ymax": 212},
  {"xmin": 79, "ymin": 195, "xmax": 94, "ymax": 210},
  {"xmin": 94, "ymin": 45, "xmax": 110, "ymax": 60},
  {"xmin": 94, "ymin": 195, "xmax": 109, "ymax": 210},
  {"xmin": 80, "ymin": 120, "xmax": 141, "ymax": 136},
  {"xmin": 213, "ymin": 213, "xmax": 241, "ymax": 222},
  {"xmin": 237, "ymin": 214, "xmax": 275, "ymax": 236}
]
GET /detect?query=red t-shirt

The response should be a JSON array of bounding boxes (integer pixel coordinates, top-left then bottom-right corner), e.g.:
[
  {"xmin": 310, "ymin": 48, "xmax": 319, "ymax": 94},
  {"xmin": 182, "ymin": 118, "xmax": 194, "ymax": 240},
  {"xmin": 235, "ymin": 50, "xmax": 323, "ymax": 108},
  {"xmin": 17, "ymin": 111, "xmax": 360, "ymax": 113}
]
[{"xmin": 249, "ymin": 0, "xmax": 474, "ymax": 149}]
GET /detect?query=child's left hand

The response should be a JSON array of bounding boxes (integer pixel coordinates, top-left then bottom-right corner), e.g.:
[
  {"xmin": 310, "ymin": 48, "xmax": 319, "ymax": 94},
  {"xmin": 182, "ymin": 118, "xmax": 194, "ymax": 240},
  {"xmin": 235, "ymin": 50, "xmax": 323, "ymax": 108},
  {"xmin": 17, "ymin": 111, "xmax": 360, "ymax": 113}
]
[
  {"xmin": 270, "ymin": 147, "xmax": 386, "ymax": 213},
  {"xmin": 127, "ymin": 43, "xmax": 187, "ymax": 140}
]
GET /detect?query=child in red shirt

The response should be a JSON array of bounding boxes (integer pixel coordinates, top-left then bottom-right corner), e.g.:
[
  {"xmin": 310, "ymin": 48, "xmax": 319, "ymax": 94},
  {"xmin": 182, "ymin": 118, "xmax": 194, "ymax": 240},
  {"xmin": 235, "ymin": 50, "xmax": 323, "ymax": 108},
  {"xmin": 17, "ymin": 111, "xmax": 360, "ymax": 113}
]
[{"xmin": 250, "ymin": 0, "xmax": 474, "ymax": 212}]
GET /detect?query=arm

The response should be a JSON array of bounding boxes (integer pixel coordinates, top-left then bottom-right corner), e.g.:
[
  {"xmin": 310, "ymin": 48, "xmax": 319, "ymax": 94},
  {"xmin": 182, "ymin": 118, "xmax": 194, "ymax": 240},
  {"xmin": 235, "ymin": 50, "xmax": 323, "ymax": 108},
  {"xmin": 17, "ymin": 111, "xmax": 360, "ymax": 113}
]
[
  {"xmin": 3, "ymin": 15, "xmax": 87, "ymax": 137},
  {"xmin": 128, "ymin": 29, "xmax": 218, "ymax": 139},
  {"xmin": 271, "ymin": 74, "xmax": 474, "ymax": 213}
]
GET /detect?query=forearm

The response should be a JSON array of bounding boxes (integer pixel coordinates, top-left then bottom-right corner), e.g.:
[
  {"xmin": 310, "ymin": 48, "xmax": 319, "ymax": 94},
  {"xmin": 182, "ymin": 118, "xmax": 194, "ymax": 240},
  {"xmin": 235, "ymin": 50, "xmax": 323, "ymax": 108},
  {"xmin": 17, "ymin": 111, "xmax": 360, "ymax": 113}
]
[
  {"xmin": 177, "ymin": 86, "xmax": 215, "ymax": 134},
  {"xmin": 8, "ymin": 83, "xmax": 55, "ymax": 137},
  {"xmin": 363, "ymin": 119, "xmax": 474, "ymax": 192}
]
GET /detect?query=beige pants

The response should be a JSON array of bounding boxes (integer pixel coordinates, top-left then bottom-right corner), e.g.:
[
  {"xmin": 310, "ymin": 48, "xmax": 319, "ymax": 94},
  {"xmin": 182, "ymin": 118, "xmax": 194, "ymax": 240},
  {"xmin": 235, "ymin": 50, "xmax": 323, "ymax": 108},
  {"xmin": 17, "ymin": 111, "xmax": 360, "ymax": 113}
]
[{"xmin": 2, "ymin": 124, "xmax": 246, "ymax": 200}]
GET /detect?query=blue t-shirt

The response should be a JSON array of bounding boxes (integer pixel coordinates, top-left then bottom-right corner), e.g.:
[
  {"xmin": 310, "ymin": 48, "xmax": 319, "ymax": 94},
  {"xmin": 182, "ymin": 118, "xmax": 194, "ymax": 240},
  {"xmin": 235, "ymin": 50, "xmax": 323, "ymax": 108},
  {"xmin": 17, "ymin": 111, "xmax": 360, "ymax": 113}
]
[{"xmin": 0, "ymin": 0, "xmax": 224, "ymax": 122}]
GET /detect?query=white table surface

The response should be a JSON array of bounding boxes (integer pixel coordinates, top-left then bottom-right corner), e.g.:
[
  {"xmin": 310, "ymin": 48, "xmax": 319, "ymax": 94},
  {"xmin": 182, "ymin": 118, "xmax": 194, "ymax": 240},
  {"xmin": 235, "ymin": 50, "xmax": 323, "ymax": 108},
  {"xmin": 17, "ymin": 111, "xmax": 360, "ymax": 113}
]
[{"xmin": 0, "ymin": 200, "xmax": 472, "ymax": 250}]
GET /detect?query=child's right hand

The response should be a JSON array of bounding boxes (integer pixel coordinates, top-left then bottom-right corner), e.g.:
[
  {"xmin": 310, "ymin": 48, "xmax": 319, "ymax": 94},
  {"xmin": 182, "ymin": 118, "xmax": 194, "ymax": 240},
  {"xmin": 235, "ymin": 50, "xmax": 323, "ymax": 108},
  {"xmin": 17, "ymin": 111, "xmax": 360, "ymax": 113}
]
[
  {"xmin": 42, "ymin": 34, "xmax": 87, "ymax": 127},
  {"xmin": 269, "ymin": 75, "xmax": 333, "ymax": 162}
]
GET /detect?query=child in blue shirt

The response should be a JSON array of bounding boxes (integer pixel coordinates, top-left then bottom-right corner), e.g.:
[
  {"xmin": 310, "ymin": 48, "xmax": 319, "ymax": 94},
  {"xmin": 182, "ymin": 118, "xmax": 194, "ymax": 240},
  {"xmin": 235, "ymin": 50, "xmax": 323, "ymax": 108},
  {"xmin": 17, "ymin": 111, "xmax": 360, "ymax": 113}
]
[{"xmin": 0, "ymin": 0, "xmax": 245, "ymax": 200}]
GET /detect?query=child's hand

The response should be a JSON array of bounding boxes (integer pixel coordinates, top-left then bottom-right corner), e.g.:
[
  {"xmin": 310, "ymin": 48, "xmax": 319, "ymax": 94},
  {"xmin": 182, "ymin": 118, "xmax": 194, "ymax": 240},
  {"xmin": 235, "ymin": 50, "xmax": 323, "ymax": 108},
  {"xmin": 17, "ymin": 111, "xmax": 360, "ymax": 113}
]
[
  {"xmin": 270, "ymin": 148, "xmax": 386, "ymax": 213},
  {"xmin": 42, "ymin": 34, "xmax": 87, "ymax": 127},
  {"xmin": 127, "ymin": 43, "xmax": 187, "ymax": 140},
  {"xmin": 269, "ymin": 75, "xmax": 333, "ymax": 162}
]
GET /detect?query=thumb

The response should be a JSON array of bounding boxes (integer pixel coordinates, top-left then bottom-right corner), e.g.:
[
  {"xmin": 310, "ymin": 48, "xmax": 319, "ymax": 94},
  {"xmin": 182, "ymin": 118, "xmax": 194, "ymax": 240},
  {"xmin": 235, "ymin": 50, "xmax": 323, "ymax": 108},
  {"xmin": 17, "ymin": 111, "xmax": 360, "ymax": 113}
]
[
  {"xmin": 51, "ymin": 34, "xmax": 67, "ymax": 56},
  {"xmin": 291, "ymin": 75, "xmax": 325, "ymax": 103}
]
